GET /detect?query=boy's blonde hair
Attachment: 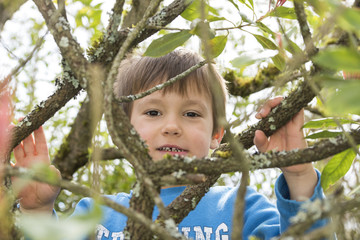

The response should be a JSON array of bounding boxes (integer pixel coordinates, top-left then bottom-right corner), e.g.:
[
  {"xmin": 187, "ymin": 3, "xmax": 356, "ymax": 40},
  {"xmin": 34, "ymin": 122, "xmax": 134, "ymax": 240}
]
[{"xmin": 113, "ymin": 48, "xmax": 227, "ymax": 135}]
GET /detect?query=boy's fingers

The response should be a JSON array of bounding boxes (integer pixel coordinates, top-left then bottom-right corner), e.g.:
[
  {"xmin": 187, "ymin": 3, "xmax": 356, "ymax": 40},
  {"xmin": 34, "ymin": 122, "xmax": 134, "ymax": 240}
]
[
  {"xmin": 34, "ymin": 126, "xmax": 49, "ymax": 157},
  {"xmin": 291, "ymin": 109, "xmax": 305, "ymax": 125},
  {"xmin": 13, "ymin": 144, "xmax": 25, "ymax": 162},
  {"xmin": 254, "ymin": 130, "xmax": 269, "ymax": 152},
  {"xmin": 22, "ymin": 133, "xmax": 36, "ymax": 156},
  {"xmin": 255, "ymin": 109, "xmax": 266, "ymax": 119},
  {"xmin": 255, "ymin": 97, "xmax": 283, "ymax": 119},
  {"xmin": 266, "ymin": 97, "xmax": 283, "ymax": 108}
]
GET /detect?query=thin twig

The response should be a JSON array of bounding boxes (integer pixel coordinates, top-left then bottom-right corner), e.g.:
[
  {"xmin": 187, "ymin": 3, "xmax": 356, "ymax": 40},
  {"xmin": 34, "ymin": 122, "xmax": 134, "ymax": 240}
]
[
  {"xmin": 104, "ymin": 0, "xmax": 125, "ymax": 40},
  {"xmin": 231, "ymin": 170, "xmax": 249, "ymax": 240},
  {"xmin": 116, "ymin": 60, "xmax": 207, "ymax": 103},
  {"xmin": 0, "ymin": 33, "xmax": 47, "ymax": 91},
  {"xmin": 0, "ymin": 38, "xmax": 20, "ymax": 60},
  {"xmin": 103, "ymin": 0, "xmax": 176, "ymax": 236},
  {"xmin": 33, "ymin": 0, "xmax": 89, "ymax": 88},
  {"xmin": 293, "ymin": 0, "xmax": 318, "ymax": 56}
]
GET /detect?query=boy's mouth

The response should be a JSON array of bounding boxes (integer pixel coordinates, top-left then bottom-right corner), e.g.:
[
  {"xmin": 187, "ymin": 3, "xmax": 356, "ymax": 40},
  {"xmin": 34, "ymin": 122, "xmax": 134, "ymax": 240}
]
[{"xmin": 157, "ymin": 146, "xmax": 188, "ymax": 153}]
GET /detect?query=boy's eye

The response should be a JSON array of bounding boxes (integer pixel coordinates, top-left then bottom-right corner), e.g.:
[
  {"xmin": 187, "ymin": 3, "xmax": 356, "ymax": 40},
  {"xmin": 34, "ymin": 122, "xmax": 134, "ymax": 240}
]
[
  {"xmin": 146, "ymin": 110, "xmax": 161, "ymax": 116},
  {"xmin": 185, "ymin": 112, "xmax": 200, "ymax": 117}
]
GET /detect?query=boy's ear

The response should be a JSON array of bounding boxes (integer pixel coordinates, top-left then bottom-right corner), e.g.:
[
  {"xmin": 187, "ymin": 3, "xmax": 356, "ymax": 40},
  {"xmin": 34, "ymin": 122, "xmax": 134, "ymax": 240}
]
[{"xmin": 210, "ymin": 128, "xmax": 224, "ymax": 149}]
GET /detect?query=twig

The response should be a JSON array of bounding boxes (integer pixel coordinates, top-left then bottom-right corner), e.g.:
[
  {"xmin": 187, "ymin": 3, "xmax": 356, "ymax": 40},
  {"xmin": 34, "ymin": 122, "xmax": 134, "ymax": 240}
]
[
  {"xmin": 225, "ymin": 80, "xmax": 316, "ymax": 150},
  {"xmin": 116, "ymin": 60, "xmax": 207, "ymax": 103},
  {"xmin": 159, "ymin": 174, "xmax": 206, "ymax": 186},
  {"xmin": 103, "ymin": 0, "xmax": 178, "ymax": 238},
  {"xmin": 104, "ymin": 0, "xmax": 125, "ymax": 42},
  {"xmin": 293, "ymin": 0, "xmax": 318, "ymax": 56},
  {"xmin": 157, "ymin": 174, "xmax": 220, "ymax": 224},
  {"xmin": 0, "ymin": 33, "xmax": 47, "ymax": 91},
  {"xmin": 33, "ymin": 0, "xmax": 89, "ymax": 89},
  {"xmin": 0, "ymin": 37, "xmax": 20, "ymax": 60},
  {"xmin": 147, "ymin": 128, "xmax": 360, "ymax": 176},
  {"xmin": 231, "ymin": 170, "xmax": 249, "ymax": 240},
  {"xmin": 278, "ymin": 191, "xmax": 360, "ymax": 239},
  {"xmin": 305, "ymin": 106, "xmax": 325, "ymax": 117}
]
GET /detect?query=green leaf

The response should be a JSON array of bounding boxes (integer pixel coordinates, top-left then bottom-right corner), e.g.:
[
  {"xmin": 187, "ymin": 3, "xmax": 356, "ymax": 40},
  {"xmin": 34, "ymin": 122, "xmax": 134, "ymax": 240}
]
[
  {"xmin": 207, "ymin": 15, "xmax": 227, "ymax": 22},
  {"xmin": 144, "ymin": 31, "xmax": 192, "ymax": 57},
  {"xmin": 207, "ymin": 35, "xmax": 228, "ymax": 58},
  {"xmin": 313, "ymin": 47, "xmax": 360, "ymax": 73},
  {"xmin": 321, "ymin": 148, "xmax": 356, "ymax": 190},
  {"xmin": 181, "ymin": 0, "xmax": 223, "ymax": 22},
  {"xmin": 181, "ymin": 0, "xmax": 203, "ymax": 21},
  {"xmin": 337, "ymin": 8, "xmax": 360, "ymax": 34},
  {"xmin": 252, "ymin": 34, "xmax": 278, "ymax": 50},
  {"xmin": 208, "ymin": 4, "xmax": 220, "ymax": 16},
  {"xmin": 302, "ymin": 118, "xmax": 358, "ymax": 129},
  {"xmin": 240, "ymin": 12, "xmax": 253, "ymax": 23},
  {"xmin": 230, "ymin": 55, "xmax": 260, "ymax": 69},
  {"xmin": 227, "ymin": 0, "xmax": 240, "ymax": 11},
  {"xmin": 248, "ymin": 0, "xmax": 254, "ymax": 9},
  {"xmin": 238, "ymin": 0, "xmax": 254, "ymax": 10},
  {"xmin": 326, "ymin": 80, "xmax": 360, "ymax": 116},
  {"xmin": 271, "ymin": 53, "xmax": 285, "ymax": 71},
  {"xmin": 256, "ymin": 23, "xmax": 301, "ymax": 55},
  {"xmin": 306, "ymin": 0, "xmax": 332, "ymax": 17},
  {"xmin": 256, "ymin": 22, "xmax": 275, "ymax": 38},
  {"xmin": 305, "ymin": 130, "xmax": 343, "ymax": 139},
  {"xmin": 270, "ymin": 7, "xmax": 297, "ymax": 19},
  {"xmin": 284, "ymin": 39, "xmax": 302, "ymax": 55}
]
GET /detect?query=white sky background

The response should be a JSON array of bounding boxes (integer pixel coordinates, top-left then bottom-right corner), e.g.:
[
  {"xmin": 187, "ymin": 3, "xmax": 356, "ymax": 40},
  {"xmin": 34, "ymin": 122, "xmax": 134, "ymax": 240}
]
[{"xmin": 0, "ymin": 0, "xmax": 307, "ymax": 197}]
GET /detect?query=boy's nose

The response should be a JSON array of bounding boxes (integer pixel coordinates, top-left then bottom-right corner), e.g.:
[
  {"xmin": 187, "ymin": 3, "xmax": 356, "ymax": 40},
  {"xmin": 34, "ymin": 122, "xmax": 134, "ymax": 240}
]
[{"xmin": 161, "ymin": 119, "xmax": 182, "ymax": 136}]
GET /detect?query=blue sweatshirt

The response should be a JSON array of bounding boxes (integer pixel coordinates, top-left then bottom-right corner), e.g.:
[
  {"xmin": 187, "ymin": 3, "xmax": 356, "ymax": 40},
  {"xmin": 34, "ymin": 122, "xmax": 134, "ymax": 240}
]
[{"xmin": 72, "ymin": 170, "xmax": 326, "ymax": 240}]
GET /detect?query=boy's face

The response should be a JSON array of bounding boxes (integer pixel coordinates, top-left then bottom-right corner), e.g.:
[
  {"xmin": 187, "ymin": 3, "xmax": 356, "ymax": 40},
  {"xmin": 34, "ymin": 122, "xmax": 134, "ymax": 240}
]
[{"xmin": 130, "ymin": 89, "xmax": 221, "ymax": 161}]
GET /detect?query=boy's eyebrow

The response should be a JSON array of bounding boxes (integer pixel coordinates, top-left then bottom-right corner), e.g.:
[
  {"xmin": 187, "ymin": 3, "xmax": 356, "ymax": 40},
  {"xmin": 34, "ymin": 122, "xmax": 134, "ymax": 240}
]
[
  {"xmin": 140, "ymin": 98, "xmax": 209, "ymax": 111},
  {"xmin": 139, "ymin": 98, "xmax": 163, "ymax": 105},
  {"xmin": 182, "ymin": 99, "xmax": 210, "ymax": 112}
]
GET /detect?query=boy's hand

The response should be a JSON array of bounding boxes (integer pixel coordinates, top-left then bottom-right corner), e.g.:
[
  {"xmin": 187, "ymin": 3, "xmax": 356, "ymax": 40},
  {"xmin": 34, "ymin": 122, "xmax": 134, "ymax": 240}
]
[
  {"xmin": 254, "ymin": 97, "xmax": 317, "ymax": 201},
  {"xmin": 13, "ymin": 126, "xmax": 60, "ymax": 214}
]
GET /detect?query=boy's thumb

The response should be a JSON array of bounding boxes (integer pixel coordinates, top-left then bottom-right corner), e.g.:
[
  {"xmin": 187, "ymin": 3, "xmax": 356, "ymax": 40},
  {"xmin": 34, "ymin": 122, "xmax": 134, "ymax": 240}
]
[{"xmin": 253, "ymin": 130, "xmax": 268, "ymax": 153}]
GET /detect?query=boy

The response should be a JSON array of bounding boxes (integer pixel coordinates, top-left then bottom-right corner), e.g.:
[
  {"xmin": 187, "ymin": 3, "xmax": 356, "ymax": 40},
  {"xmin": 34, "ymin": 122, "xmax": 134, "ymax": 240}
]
[{"xmin": 5, "ymin": 49, "xmax": 324, "ymax": 239}]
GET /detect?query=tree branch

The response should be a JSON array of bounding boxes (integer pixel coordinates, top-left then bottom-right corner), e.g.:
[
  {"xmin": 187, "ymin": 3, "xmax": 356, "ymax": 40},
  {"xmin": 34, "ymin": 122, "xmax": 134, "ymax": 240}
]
[
  {"xmin": 224, "ymin": 65, "xmax": 282, "ymax": 98},
  {"xmin": 220, "ymin": 80, "xmax": 316, "ymax": 150},
  {"xmin": 294, "ymin": 0, "xmax": 318, "ymax": 56},
  {"xmin": 148, "ymin": 128, "xmax": 360, "ymax": 175},
  {"xmin": 157, "ymin": 174, "xmax": 220, "ymax": 224},
  {"xmin": 10, "ymin": 77, "xmax": 82, "ymax": 152},
  {"xmin": 0, "ymin": 0, "xmax": 27, "ymax": 32},
  {"xmin": 103, "ymin": 0, "xmax": 178, "ymax": 238},
  {"xmin": 33, "ymin": 0, "xmax": 89, "ymax": 89},
  {"xmin": 279, "ymin": 191, "xmax": 360, "ymax": 239}
]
